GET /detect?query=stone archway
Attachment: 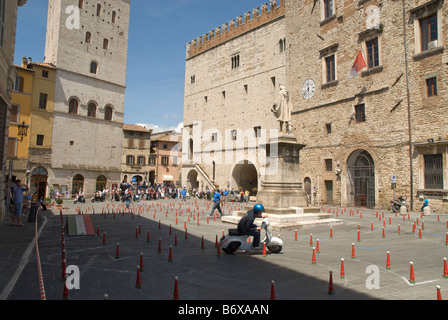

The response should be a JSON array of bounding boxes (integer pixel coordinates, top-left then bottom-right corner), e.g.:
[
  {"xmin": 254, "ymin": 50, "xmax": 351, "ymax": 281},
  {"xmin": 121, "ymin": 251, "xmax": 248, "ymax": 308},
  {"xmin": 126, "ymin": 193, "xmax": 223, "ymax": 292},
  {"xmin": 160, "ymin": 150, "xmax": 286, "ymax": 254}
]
[
  {"xmin": 187, "ymin": 170, "xmax": 199, "ymax": 189},
  {"xmin": 347, "ymin": 150, "xmax": 375, "ymax": 208},
  {"xmin": 31, "ymin": 166, "xmax": 48, "ymax": 200},
  {"xmin": 231, "ymin": 160, "xmax": 258, "ymax": 195}
]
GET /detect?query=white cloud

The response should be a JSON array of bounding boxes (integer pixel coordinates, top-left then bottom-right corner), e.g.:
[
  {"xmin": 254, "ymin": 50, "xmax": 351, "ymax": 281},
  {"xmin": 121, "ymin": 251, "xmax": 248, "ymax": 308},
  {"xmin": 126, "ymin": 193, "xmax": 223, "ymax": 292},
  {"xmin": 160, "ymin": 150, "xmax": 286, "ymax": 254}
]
[{"xmin": 136, "ymin": 122, "xmax": 183, "ymax": 134}]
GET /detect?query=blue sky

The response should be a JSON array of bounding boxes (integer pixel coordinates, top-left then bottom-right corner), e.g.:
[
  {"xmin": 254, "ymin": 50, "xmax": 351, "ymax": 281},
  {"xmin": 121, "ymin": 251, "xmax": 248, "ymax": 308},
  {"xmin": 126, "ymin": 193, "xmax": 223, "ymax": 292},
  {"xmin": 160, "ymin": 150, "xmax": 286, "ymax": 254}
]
[{"xmin": 14, "ymin": 0, "xmax": 266, "ymax": 133}]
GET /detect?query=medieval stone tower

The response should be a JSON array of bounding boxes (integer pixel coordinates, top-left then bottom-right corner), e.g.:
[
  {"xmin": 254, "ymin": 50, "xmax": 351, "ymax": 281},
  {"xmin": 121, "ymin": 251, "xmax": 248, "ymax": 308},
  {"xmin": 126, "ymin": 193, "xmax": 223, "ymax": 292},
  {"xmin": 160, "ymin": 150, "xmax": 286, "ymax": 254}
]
[{"xmin": 44, "ymin": 0, "xmax": 131, "ymax": 195}]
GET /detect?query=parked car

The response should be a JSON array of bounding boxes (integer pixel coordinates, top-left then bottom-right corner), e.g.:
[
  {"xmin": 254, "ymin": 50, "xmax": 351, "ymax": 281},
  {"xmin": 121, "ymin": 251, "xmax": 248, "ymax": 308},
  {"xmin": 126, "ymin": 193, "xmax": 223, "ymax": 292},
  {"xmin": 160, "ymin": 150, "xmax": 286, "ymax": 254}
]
[{"xmin": 226, "ymin": 190, "xmax": 242, "ymax": 202}]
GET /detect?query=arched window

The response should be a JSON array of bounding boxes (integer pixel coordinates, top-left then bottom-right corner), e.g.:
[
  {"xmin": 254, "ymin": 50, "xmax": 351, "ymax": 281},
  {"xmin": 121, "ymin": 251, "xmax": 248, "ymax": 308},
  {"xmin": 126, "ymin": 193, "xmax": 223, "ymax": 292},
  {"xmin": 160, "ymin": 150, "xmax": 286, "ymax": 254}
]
[
  {"xmin": 90, "ymin": 61, "xmax": 98, "ymax": 74},
  {"xmin": 103, "ymin": 38, "xmax": 109, "ymax": 50},
  {"xmin": 87, "ymin": 102, "xmax": 97, "ymax": 118},
  {"xmin": 72, "ymin": 174, "xmax": 84, "ymax": 196},
  {"xmin": 112, "ymin": 11, "xmax": 117, "ymax": 23},
  {"xmin": 104, "ymin": 105, "xmax": 113, "ymax": 121},
  {"xmin": 85, "ymin": 32, "xmax": 91, "ymax": 43},
  {"xmin": 68, "ymin": 98, "xmax": 78, "ymax": 114},
  {"xmin": 96, "ymin": 4, "xmax": 101, "ymax": 17}
]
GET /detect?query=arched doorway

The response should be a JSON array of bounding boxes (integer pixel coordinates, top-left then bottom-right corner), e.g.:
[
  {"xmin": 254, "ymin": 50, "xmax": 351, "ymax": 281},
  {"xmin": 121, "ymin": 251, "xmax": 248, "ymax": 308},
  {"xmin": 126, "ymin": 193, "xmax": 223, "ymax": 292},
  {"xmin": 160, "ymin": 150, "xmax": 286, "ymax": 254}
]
[
  {"xmin": 231, "ymin": 160, "xmax": 258, "ymax": 195},
  {"xmin": 31, "ymin": 167, "xmax": 48, "ymax": 201},
  {"xmin": 96, "ymin": 175, "xmax": 107, "ymax": 191},
  {"xmin": 72, "ymin": 174, "xmax": 85, "ymax": 196},
  {"xmin": 149, "ymin": 171, "xmax": 155, "ymax": 186},
  {"xmin": 304, "ymin": 177, "xmax": 312, "ymax": 205},
  {"xmin": 133, "ymin": 175, "xmax": 143, "ymax": 185},
  {"xmin": 347, "ymin": 150, "xmax": 375, "ymax": 208},
  {"xmin": 187, "ymin": 170, "xmax": 199, "ymax": 189}
]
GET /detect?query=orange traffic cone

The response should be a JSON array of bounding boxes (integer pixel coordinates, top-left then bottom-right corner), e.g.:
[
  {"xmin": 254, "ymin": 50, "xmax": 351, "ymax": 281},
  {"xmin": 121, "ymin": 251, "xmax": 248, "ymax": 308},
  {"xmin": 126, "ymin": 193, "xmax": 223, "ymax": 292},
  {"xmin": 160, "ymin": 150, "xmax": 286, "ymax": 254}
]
[
  {"xmin": 168, "ymin": 245, "xmax": 173, "ymax": 262},
  {"xmin": 270, "ymin": 280, "xmax": 276, "ymax": 300},
  {"xmin": 351, "ymin": 243, "xmax": 356, "ymax": 259},
  {"xmin": 173, "ymin": 276, "xmax": 179, "ymax": 300},
  {"xmin": 386, "ymin": 251, "xmax": 391, "ymax": 270},
  {"xmin": 443, "ymin": 257, "xmax": 448, "ymax": 279},
  {"xmin": 311, "ymin": 247, "xmax": 316, "ymax": 264},
  {"xmin": 340, "ymin": 258, "xmax": 345, "ymax": 279},
  {"xmin": 136, "ymin": 266, "xmax": 142, "ymax": 289},
  {"xmin": 436, "ymin": 285, "xmax": 442, "ymax": 300},
  {"xmin": 328, "ymin": 271, "xmax": 334, "ymax": 295},
  {"xmin": 409, "ymin": 262, "xmax": 415, "ymax": 284},
  {"xmin": 115, "ymin": 243, "xmax": 120, "ymax": 259}
]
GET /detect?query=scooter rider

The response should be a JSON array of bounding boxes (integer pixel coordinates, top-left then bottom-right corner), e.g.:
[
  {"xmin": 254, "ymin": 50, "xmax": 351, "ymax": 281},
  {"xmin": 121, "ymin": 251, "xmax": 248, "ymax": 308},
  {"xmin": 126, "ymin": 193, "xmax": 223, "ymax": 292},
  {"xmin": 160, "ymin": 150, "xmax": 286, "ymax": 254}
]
[{"xmin": 237, "ymin": 204, "xmax": 268, "ymax": 250}]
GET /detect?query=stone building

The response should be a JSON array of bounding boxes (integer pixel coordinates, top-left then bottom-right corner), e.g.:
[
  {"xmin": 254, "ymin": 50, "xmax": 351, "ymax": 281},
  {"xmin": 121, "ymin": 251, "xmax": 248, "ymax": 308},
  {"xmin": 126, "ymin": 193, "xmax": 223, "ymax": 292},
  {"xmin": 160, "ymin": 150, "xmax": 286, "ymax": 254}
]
[
  {"xmin": 149, "ymin": 130, "xmax": 182, "ymax": 187},
  {"xmin": 0, "ymin": 0, "xmax": 28, "ymax": 222},
  {"xmin": 286, "ymin": 0, "xmax": 448, "ymax": 212},
  {"xmin": 182, "ymin": 0, "xmax": 287, "ymax": 194},
  {"xmin": 121, "ymin": 124, "xmax": 152, "ymax": 186},
  {"xmin": 43, "ymin": 0, "xmax": 130, "ymax": 198},
  {"xmin": 9, "ymin": 59, "xmax": 56, "ymax": 201}
]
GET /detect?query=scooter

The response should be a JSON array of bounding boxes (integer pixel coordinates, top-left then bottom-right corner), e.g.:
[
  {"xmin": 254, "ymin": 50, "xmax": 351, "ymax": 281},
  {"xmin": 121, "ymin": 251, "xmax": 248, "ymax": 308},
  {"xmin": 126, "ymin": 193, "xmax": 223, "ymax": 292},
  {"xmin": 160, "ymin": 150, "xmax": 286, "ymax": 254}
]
[
  {"xmin": 391, "ymin": 196, "xmax": 407, "ymax": 213},
  {"xmin": 74, "ymin": 195, "xmax": 85, "ymax": 204},
  {"xmin": 220, "ymin": 218, "xmax": 283, "ymax": 254}
]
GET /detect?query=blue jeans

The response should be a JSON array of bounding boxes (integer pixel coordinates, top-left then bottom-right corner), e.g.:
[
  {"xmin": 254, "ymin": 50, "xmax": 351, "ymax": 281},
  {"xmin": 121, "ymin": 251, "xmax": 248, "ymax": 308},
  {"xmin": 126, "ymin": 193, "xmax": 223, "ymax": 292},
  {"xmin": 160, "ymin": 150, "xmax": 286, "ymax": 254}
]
[
  {"xmin": 209, "ymin": 201, "xmax": 223, "ymax": 217},
  {"xmin": 14, "ymin": 202, "xmax": 23, "ymax": 216}
]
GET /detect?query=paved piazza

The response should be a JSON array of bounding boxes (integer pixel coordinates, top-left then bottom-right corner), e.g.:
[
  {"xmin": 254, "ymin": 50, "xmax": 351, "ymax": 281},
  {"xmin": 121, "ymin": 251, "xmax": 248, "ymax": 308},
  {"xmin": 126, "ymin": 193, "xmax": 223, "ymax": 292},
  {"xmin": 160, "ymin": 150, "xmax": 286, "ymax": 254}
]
[{"xmin": 8, "ymin": 198, "xmax": 448, "ymax": 301}]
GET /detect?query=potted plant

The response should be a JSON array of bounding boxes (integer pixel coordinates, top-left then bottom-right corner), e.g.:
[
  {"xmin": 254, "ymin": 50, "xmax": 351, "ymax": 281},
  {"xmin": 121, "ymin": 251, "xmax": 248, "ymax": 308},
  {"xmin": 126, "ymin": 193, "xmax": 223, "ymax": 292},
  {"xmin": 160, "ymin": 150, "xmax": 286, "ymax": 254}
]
[{"xmin": 55, "ymin": 197, "xmax": 63, "ymax": 209}]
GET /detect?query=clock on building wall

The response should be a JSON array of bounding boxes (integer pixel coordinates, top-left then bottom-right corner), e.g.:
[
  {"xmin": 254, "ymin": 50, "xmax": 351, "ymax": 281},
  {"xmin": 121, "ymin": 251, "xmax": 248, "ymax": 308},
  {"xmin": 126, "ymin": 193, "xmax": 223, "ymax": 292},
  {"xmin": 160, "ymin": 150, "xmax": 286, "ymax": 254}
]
[{"xmin": 302, "ymin": 79, "xmax": 316, "ymax": 100}]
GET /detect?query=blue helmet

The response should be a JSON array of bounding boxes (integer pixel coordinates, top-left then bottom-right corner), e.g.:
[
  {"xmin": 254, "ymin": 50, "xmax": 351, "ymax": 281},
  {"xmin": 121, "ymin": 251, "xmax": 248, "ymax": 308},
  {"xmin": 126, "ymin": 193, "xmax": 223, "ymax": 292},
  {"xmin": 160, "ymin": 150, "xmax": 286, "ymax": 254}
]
[{"xmin": 253, "ymin": 204, "xmax": 265, "ymax": 215}]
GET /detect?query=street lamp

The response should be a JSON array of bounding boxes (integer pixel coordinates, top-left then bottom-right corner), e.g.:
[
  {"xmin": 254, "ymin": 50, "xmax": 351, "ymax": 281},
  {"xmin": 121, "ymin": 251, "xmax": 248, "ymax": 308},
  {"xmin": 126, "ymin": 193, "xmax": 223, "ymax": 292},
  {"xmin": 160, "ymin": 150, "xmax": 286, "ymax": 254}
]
[{"xmin": 17, "ymin": 121, "xmax": 29, "ymax": 142}]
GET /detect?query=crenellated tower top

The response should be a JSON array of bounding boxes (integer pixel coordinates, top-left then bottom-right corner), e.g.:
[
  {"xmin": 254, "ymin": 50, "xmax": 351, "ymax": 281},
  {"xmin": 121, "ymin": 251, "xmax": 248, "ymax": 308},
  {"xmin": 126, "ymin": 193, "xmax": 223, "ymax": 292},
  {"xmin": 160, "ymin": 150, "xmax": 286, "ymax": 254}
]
[{"xmin": 186, "ymin": 0, "xmax": 285, "ymax": 59}]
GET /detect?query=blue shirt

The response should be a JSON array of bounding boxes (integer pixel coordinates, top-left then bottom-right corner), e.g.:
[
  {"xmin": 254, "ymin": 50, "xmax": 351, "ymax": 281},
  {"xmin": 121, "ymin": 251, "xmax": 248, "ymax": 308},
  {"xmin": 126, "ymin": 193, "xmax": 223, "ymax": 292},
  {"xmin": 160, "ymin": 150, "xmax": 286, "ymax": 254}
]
[
  {"xmin": 224, "ymin": 190, "xmax": 228, "ymax": 196},
  {"xmin": 13, "ymin": 186, "xmax": 27, "ymax": 203},
  {"xmin": 181, "ymin": 190, "xmax": 186, "ymax": 196},
  {"xmin": 212, "ymin": 192, "xmax": 221, "ymax": 203}
]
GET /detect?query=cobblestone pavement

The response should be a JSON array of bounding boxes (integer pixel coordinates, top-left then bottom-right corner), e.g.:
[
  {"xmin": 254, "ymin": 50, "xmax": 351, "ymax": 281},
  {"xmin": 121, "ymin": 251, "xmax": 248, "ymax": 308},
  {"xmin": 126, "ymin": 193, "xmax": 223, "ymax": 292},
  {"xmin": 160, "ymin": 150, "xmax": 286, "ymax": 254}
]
[{"xmin": 3, "ymin": 198, "xmax": 448, "ymax": 302}]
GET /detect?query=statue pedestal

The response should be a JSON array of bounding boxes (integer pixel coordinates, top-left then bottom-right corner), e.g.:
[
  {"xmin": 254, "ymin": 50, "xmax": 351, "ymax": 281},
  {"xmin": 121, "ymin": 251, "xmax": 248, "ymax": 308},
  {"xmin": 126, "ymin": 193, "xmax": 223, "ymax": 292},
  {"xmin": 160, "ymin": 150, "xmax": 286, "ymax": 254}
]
[
  {"xmin": 256, "ymin": 133, "xmax": 308, "ymax": 214},
  {"xmin": 221, "ymin": 133, "xmax": 343, "ymax": 230}
]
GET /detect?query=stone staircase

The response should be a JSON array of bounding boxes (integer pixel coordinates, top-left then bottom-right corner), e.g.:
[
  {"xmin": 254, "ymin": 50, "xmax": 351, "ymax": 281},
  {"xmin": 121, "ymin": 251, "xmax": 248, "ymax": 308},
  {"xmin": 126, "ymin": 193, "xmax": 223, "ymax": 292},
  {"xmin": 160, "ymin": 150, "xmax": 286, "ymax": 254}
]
[{"xmin": 221, "ymin": 206, "xmax": 344, "ymax": 231}]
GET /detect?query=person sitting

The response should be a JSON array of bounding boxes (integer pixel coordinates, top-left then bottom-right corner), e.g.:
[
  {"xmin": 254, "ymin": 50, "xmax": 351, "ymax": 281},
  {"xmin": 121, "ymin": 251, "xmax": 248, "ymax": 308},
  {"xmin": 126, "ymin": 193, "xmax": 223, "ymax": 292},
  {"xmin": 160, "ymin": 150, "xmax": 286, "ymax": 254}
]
[
  {"xmin": 237, "ymin": 204, "xmax": 268, "ymax": 250},
  {"xmin": 421, "ymin": 196, "xmax": 429, "ymax": 213}
]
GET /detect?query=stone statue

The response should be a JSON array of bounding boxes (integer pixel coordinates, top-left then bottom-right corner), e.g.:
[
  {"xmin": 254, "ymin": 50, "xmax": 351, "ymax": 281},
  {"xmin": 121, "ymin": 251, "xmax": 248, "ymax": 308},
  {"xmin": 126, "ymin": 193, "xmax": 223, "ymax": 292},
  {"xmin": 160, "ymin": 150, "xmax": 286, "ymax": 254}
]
[{"xmin": 271, "ymin": 84, "xmax": 292, "ymax": 134}]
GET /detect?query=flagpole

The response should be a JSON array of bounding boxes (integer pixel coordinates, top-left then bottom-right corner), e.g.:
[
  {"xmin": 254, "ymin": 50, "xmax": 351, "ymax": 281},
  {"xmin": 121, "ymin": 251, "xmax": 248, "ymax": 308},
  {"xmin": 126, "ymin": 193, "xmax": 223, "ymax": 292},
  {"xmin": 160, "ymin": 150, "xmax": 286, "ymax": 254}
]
[{"xmin": 402, "ymin": 0, "xmax": 414, "ymax": 212}]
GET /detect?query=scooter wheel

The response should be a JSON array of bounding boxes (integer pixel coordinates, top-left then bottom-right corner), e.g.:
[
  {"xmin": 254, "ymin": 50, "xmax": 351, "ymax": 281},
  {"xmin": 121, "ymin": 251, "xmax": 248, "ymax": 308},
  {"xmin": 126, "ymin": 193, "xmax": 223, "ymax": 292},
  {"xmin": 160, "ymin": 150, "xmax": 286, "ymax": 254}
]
[
  {"xmin": 222, "ymin": 242, "xmax": 240, "ymax": 254},
  {"xmin": 268, "ymin": 245, "xmax": 282, "ymax": 254}
]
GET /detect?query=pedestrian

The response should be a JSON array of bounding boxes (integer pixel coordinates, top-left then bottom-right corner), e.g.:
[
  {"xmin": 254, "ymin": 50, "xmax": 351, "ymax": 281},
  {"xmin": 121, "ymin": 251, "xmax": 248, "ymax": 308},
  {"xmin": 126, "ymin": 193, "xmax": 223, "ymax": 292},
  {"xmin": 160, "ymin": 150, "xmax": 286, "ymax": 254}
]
[
  {"xmin": 208, "ymin": 189, "xmax": 224, "ymax": 218},
  {"xmin": 421, "ymin": 196, "xmax": 429, "ymax": 213},
  {"xmin": 11, "ymin": 180, "xmax": 28, "ymax": 226},
  {"xmin": 244, "ymin": 190, "xmax": 250, "ymax": 205},
  {"xmin": 181, "ymin": 187, "xmax": 187, "ymax": 203}
]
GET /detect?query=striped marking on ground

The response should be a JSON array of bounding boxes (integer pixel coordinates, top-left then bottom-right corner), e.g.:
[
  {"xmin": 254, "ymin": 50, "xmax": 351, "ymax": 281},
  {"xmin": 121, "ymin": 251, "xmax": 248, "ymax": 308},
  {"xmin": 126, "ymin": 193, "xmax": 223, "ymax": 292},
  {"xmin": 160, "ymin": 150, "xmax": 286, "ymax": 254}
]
[{"xmin": 67, "ymin": 215, "xmax": 95, "ymax": 236}]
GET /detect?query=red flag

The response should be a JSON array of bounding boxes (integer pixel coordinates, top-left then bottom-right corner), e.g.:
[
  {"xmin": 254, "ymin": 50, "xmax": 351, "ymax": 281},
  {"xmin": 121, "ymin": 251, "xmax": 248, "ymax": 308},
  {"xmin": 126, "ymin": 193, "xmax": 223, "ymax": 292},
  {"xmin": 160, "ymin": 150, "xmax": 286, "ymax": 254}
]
[{"xmin": 348, "ymin": 51, "xmax": 367, "ymax": 80}]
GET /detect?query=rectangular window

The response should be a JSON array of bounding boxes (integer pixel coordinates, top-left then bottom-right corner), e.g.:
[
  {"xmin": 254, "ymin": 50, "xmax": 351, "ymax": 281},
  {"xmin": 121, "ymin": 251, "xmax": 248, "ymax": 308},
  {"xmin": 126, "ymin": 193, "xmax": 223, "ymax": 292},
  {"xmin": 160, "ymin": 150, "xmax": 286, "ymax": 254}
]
[
  {"xmin": 426, "ymin": 77, "xmax": 437, "ymax": 97},
  {"xmin": 137, "ymin": 156, "xmax": 145, "ymax": 165},
  {"xmin": 161, "ymin": 156, "xmax": 169, "ymax": 165},
  {"xmin": 231, "ymin": 129, "xmax": 238, "ymax": 141},
  {"xmin": 254, "ymin": 126, "xmax": 262, "ymax": 138},
  {"xmin": 128, "ymin": 138, "xmax": 134, "ymax": 148},
  {"xmin": 231, "ymin": 55, "xmax": 240, "ymax": 69},
  {"xmin": 14, "ymin": 76, "xmax": 24, "ymax": 92},
  {"xmin": 7, "ymin": 138, "xmax": 17, "ymax": 157},
  {"xmin": 326, "ymin": 123, "xmax": 332, "ymax": 134},
  {"xmin": 324, "ymin": 0, "xmax": 334, "ymax": 19},
  {"xmin": 36, "ymin": 135, "xmax": 44, "ymax": 146},
  {"xmin": 149, "ymin": 156, "xmax": 156, "ymax": 165},
  {"xmin": 42, "ymin": 70, "xmax": 49, "ymax": 78},
  {"xmin": 420, "ymin": 14, "xmax": 438, "ymax": 51},
  {"xmin": 126, "ymin": 155, "xmax": 134, "ymax": 165},
  {"xmin": 424, "ymin": 154, "xmax": 443, "ymax": 189},
  {"xmin": 355, "ymin": 104, "xmax": 366, "ymax": 123},
  {"xmin": 10, "ymin": 105, "xmax": 19, "ymax": 123},
  {"xmin": 366, "ymin": 38, "xmax": 379, "ymax": 68},
  {"xmin": 211, "ymin": 133, "xmax": 218, "ymax": 143},
  {"xmin": 325, "ymin": 55, "xmax": 336, "ymax": 82},
  {"xmin": 325, "ymin": 159, "xmax": 333, "ymax": 172},
  {"xmin": 39, "ymin": 93, "xmax": 48, "ymax": 109}
]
